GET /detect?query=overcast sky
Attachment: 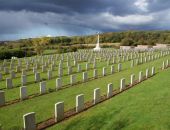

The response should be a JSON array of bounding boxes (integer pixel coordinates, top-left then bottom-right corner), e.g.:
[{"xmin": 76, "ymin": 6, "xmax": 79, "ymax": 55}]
[{"xmin": 0, "ymin": 0, "xmax": 170, "ymax": 40}]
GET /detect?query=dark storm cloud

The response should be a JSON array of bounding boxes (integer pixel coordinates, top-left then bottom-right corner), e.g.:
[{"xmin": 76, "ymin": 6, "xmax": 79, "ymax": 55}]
[
  {"xmin": 0, "ymin": 0, "xmax": 170, "ymax": 40},
  {"xmin": 0, "ymin": 0, "xmax": 137, "ymax": 15},
  {"xmin": 148, "ymin": 0, "xmax": 170, "ymax": 13}
]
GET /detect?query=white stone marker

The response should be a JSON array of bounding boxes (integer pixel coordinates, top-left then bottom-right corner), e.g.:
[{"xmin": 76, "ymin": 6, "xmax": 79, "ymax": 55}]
[
  {"xmin": 162, "ymin": 61, "xmax": 165, "ymax": 69},
  {"xmin": 70, "ymin": 75, "xmax": 76, "ymax": 85},
  {"xmin": 113, "ymin": 57, "xmax": 116, "ymax": 64},
  {"xmin": 56, "ymin": 78, "xmax": 62, "ymax": 89},
  {"xmin": 16, "ymin": 66, "xmax": 21, "ymax": 72},
  {"xmin": 118, "ymin": 63, "xmax": 122, "ymax": 72},
  {"xmin": 0, "ymin": 73, "xmax": 2, "ymax": 80},
  {"xmin": 107, "ymin": 60, "xmax": 110, "ymax": 66},
  {"xmin": 74, "ymin": 60, "xmax": 77, "ymax": 66},
  {"xmin": 102, "ymin": 67, "xmax": 106, "ymax": 76},
  {"xmin": 40, "ymin": 81, "xmax": 46, "ymax": 94},
  {"xmin": 94, "ymin": 88, "xmax": 100, "ymax": 104},
  {"xmin": 111, "ymin": 65, "xmax": 114, "ymax": 74},
  {"xmin": 144, "ymin": 57, "xmax": 147, "ymax": 63},
  {"xmin": 20, "ymin": 86, "xmax": 27, "ymax": 100},
  {"xmin": 136, "ymin": 59, "xmax": 139, "ymax": 65},
  {"xmin": 146, "ymin": 68, "xmax": 149, "ymax": 79},
  {"xmin": 77, "ymin": 64, "xmax": 81, "ymax": 72},
  {"xmin": 22, "ymin": 69, "xmax": 26, "ymax": 75},
  {"xmin": 58, "ymin": 68, "xmax": 63, "ymax": 77},
  {"xmin": 55, "ymin": 102, "xmax": 64, "ymax": 122},
  {"xmin": 0, "ymin": 91, "xmax": 5, "ymax": 106},
  {"xmin": 76, "ymin": 94, "xmax": 84, "ymax": 112},
  {"xmin": 93, "ymin": 69, "xmax": 98, "ymax": 78},
  {"xmin": 4, "ymin": 67, "xmax": 9, "ymax": 74},
  {"xmin": 166, "ymin": 59, "xmax": 169, "ymax": 67},
  {"xmin": 6, "ymin": 78, "xmax": 13, "ymax": 89},
  {"xmin": 10, "ymin": 71, "xmax": 16, "ymax": 79},
  {"xmin": 107, "ymin": 83, "xmax": 113, "ymax": 98},
  {"xmin": 86, "ymin": 63, "xmax": 89, "ymax": 70},
  {"xmin": 139, "ymin": 71, "xmax": 143, "ymax": 82},
  {"xmin": 120, "ymin": 78, "xmax": 125, "ymax": 91},
  {"xmin": 23, "ymin": 112, "xmax": 36, "ymax": 130},
  {"xmin": 51, "ymin": 64, "xmax": 54, "ymax": 71},
  {"xmin": 131, "ymin": 60, "xmax": 134, "ymax": 68},
  {"xmin": 68, "ymin": 66, "xmax": 72, "ymax": 75},
  {"xmin": 151, "ymin": 67, "xmax": 155, "ymax": 76},
  {"xmin": 93, "ymin": 62, "xmax": 96, "ymax": 68},
  {"xmin": 83, "ymin": 72, "xmax": 88, "ymax": 82},
  {"xmin": 21, "ymin": 75, "xmax": 27, "ymax": 86},
  {"xmin": 130, "ymin": 74, "xmax": 135, "ymax": 85},
  {"xmin": 42, "ymin": 65, "xmax": 46, "ymax": 72},
  {"xmin": 33, "ymin": 67, "xmax": 37, "ymax": 74},
  {"xmin": 47, "ymin": 70, "xmax": 52, "ymax": 80},
  {"xmin": 35, "ymin": 72, "xmax": 40, "ymax": 82}
]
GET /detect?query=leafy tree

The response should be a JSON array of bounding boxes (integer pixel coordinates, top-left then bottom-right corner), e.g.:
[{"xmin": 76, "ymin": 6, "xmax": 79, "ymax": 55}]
[
  {"xmin": 32, "ymin": 37, "xmax": 49, "ymax": 55},
  {"xmin": 120, "ymin": 38, "xmax": 134, "ymax": 46}
]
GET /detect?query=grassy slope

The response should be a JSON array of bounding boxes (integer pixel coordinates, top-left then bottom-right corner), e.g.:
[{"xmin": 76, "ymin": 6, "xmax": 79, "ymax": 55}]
[
  {"xmin": 0, "ymin": 55, "xmax": 169, "ymax": 129},
  {"xmin": 48, "ymin": 67, "xmax": 170, "ymax": 130}
]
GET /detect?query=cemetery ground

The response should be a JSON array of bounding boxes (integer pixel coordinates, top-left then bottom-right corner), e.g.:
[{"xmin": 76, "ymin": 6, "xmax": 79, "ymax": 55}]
[
  {"xmin": 0, "ymin": 49, "xmax": 170, "ymax": 129},
  {"xmin": 49, "ymin": 67, "xmax": 170, "ymax": 130}
]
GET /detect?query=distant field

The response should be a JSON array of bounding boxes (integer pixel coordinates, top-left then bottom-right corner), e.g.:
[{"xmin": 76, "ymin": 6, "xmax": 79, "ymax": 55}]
[{"xmin": 43, "ymin": 49, "xmax": 57, "ymax": 55}]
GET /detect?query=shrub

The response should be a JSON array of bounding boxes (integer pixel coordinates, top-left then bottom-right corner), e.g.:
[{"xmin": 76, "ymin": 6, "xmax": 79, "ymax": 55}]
[{"xmin": 0, "ymin": 49, "xmax": 35, "ymax": 60}]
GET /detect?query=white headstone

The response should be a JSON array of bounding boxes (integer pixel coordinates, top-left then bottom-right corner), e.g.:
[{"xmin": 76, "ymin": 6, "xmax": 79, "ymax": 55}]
[
  {"xmin": 94, "ymin": 88, "xmax": 100, "ymax": 104},
  {"xmin": 0, "ymin": 91, "xmax": 5, "ymax": 106},
  {"xmin": 76, "ymin": 94, "xmax": 84, "ymax": 112},
  {"xmin": 21, "ymin": 75, "xmax": 27, "ymax": 86},
  {"xmin": 118, "ymin": 63, "xmax": 122, "ymax": 72},
  {"xmin": 35, "ymin": 72, "xmax": 40, "ymax": 82},
  {"xmin": 120, "ymin": 78, "xmax": 125, "ymax": 91},
  {"xmin": 107, "ymin": 83, "xmax": 113, "ymax": 98},
  {"xmin": 55, "ymin": 102, "xmax": 64, "ymax": 122},
  {"xmin": 20, "ymin": 86, "xmax": 27, "ymax": 100},
  {"xmin": 40, "ymin": 81, "xmax": 46, "ymax": 94},
  {"xmin": 56, "ymin": 78, "xmax": 62, "ymax": 89},
  {"xmin": 6, "ymin": 78, "xmax": 13, "ymax": 89},
  {"xmin": 102, "ymin": 67, "xmax": 106, "ymax": 76},
  {"xmin": 130, "ymin": 74, "xmax": 135, "ymax": 85},
  {"xmin": 93, "ymin": 69, "xmax": 98, "ymax": 78},
  {"xmin": 70, "ymin": 75, "xmax": 76, "ymax": 85},
  {"xmin": 151, "ymin": 67, "xmax": 155, "ymax": 76},
  {"xmin": 139, "ymin": 71, "xmax": 143, "ymax": 82},
  {"xmin": 83, "ymin": 72, "xmax": 88, "ymax": 82},
  {"xmin": 111, "ymin": 65, "xmax": 114, "ymax": 74},
  {"xmin": 23, "ymin": 112, "xmax": 36, "ymax": 130}
]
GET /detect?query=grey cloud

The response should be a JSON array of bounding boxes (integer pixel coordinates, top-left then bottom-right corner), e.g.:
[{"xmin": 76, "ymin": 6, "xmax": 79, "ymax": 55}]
[
  {"xmin": 0, "ymin": 0, "xmax": 170, "ymax": 40},
  {"xmin": 0, "ymin": 0, "xmax": 138, "ymax": 15}
]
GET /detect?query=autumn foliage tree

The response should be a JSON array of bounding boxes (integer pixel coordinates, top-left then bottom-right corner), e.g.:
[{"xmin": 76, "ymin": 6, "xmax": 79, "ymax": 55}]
[{"xmin": 32, "ymin": 37, "xmax": 50, "ymax": 55}]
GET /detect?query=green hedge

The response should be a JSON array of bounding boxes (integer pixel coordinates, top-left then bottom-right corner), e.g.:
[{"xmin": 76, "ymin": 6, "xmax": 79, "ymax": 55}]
[
  {"xmin": 57, "ymin": 46, "xmax": 78, "ymax": 54},
  {"xmin": 0, "ymin": 49, "xmax": 35, "ymax": 60}
]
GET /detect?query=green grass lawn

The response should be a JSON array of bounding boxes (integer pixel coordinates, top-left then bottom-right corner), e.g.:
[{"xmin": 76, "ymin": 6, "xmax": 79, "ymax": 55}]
[
  {"xmin": 0, "ymin": 50, "xmax": 169, "ymax": 130},
  {"xmin": 48, "ymin": 65, "xmax": 170, "ymax": 130},
  {"xmin": 0, "ymin": 53, "xmax": 169, "ymax": 129},
  {"xmin": 1, "ymin": 60, "xmax": 129, "ymax": 102}
]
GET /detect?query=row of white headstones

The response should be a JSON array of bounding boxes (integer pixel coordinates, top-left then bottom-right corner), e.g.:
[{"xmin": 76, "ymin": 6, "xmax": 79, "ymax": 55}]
[
  {"xmin": 1, "ymin": 50, "xmax": 169, "ymax": 105},
  {"xmin": 0, "ymin": 49, "xmax": 170, "ymax": 105},
  {"xmin": 21, "ymin": 66, "xmax": 158, "ymax": 130},
  {"xmin": 0, "ymin": 48, "xmax": 170, "ymax": 129},
  {"xmin": 21, "ymin": 51, "xmax": 170, "ymax": 130},
  {"xmin": 0, "ymin": 49, "xmax": 167, "ymax": 87}
]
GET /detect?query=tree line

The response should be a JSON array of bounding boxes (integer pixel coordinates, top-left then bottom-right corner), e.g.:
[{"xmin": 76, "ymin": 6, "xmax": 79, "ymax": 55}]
[{"xmin": 0, "ymin": 30, "xmax": 170, "ymax": 59}]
